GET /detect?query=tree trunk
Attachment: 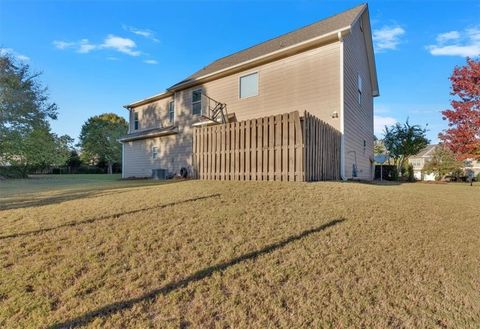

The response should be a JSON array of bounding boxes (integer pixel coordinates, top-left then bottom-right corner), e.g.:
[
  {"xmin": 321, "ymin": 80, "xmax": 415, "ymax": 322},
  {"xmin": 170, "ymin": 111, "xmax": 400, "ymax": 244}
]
[{"xmin": 107, "ymin": 161, "xmax": 113, "ymax": 174}]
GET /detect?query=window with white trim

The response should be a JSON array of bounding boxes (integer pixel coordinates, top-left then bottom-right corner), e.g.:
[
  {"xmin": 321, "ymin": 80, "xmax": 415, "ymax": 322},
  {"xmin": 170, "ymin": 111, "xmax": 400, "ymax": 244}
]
[
  {"xmin": 239, "ymin": 72, "xmax": 258, "ymax": 99},
  {"xmin": 192, "ymin": 89, "xmax": 202, "ymax": 115},
  {"xmin": 152, "ymin": 146, "xmax": 158, "ymax": 159},
  {"xmin": 168, "ymin": 101, "xmax": 175, "ymax": 124},
  {"xmin": 133, "ymin": 112, "xmax": 139, "ymax": 130},
  {"xmin": 357, "ymin": 73, "xmax": 363, "ymax": 105}
]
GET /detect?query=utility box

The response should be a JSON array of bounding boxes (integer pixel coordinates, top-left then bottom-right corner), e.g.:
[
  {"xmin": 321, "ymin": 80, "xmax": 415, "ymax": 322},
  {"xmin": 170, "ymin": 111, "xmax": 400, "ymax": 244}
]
[{"xmin": 152, "ymin": 169, "xmax": 166, "ymax": 180}]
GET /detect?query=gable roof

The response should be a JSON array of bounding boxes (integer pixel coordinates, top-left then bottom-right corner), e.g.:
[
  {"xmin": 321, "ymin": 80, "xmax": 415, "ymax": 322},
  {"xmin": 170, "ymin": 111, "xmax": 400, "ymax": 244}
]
[
  {"xmin": 169, "ymin": 4, "xmax": 366, "ymax": 89},
  {"xmin": 126, "ymin": 3, "xmax": 376, "ymax": 108},
  {"xmin": 413, "ymin": 144, "xmax": 438, "ymax": 158}
]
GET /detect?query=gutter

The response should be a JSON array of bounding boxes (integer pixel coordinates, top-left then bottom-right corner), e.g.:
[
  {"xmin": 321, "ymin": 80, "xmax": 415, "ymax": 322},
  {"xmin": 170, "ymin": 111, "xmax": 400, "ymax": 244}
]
[{"xmin": 118, "ymin": 126, "xmax": 179, "ymax": 143}]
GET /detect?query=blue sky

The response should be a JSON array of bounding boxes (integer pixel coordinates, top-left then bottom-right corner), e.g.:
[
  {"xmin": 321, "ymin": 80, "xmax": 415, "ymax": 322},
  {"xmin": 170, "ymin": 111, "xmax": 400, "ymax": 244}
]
[{"xmin": 1, "ymin": 0, "xmax": 479, "ymax": 143}]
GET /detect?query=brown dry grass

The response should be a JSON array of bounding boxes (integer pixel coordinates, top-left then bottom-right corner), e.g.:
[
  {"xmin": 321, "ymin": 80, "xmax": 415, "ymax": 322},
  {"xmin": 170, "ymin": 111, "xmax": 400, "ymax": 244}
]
[{"xmin": 0, "ymin": 179, "xmax": 479, "ymax": 328}]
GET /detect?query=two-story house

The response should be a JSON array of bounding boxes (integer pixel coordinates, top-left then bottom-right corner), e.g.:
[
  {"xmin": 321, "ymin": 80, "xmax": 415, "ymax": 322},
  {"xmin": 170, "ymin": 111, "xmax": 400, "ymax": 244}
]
[
  {"xmin": 120, "ymin": 3, "xmax": 379, "ymax": 180},
  {"xmin": 409, "ymin": 144, "xmax": 480, "ymax": 181},
  {"xmin": 409, "ymin": 144, "xmax": 437, "ymax": 181}
]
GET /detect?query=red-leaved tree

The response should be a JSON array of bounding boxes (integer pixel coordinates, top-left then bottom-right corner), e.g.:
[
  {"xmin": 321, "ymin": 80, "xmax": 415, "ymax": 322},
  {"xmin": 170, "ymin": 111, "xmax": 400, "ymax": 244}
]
[{"xmin": 439, "ymin": 57, "xmax": 480, "ymax": 160}]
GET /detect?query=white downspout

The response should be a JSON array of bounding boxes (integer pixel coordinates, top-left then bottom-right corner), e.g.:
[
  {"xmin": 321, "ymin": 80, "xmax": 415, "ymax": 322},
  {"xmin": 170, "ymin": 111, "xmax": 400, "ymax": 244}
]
[
  {"xmin": 121, "ymin": 142, "xmax": 125, "ymax": 179},
  {"xmin": 338, "ymin": 31, "xmax": 346, "ymax": 181}
]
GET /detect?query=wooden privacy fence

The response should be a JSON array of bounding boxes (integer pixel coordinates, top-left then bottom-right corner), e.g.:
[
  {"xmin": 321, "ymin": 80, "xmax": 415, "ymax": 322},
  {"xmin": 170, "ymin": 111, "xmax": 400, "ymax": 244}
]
[
  {"xmin": 303, "ymin": 111, "xmax": 342, "ymax": 181},
  {"xmin": 192, "ymin": 111, "xmax": 341, "ymax": 181}
]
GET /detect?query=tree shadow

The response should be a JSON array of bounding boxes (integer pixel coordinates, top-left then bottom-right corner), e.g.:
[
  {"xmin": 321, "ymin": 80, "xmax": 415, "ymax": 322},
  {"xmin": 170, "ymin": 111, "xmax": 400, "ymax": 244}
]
[
  {"xmin": 0, "ymin": 180, "xmax": 183, "ymax": 211},
  {"xmin": 48, "ymin": 218, "xmax": 345, "ymax": 329},
  {"xmin": 0, "ymin": 193, "xmax": 221, "ymax": 240}
]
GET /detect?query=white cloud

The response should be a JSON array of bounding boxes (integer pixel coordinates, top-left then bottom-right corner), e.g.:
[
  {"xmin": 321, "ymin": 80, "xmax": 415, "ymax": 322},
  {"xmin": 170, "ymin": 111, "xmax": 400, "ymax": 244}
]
[
  {"xmin": 100, "ymin": 35, "xmax": 140, "ymax": 56},
  {"xmin": 77, "ymin": 39, "xmax": 97, "ymax": 53},
  {"xmin": 54, "ymin": 39, "xmax": 97, "ymax": 53},
  {"xmin": 53, "ymin": 39, "xmax": 96, "ymax": 53},
  {"xmin": 143, "ymin": 59, "xmax": 158, "ymax": 64},
  {"xmin": 53, "ymin": 40, "xmax": 75, "ymax": 49},
  {"xmin": 53, "ymin": 35, "xmax": 141, "ymax": 57},
  {"xmin": 373, "ymin": 26, "xmax": 405, "ymax": 52},
  {"xmin": 0, "ymin": 48, "xmax": 30, "ymax": 62},
  {"xmin": 436, "ymin": 31, "xmax": 460, "ymax": 44},
  {"xmin": 374, "ymin": 115, "xmax": 397, "ymax": 136},
  {"xmin": 427, "ymin": 26, "xmax": 480, "ymax": 57},
  {"xmin": 123, "ymin": 25, "xmax": 159, "ymax": 42}
]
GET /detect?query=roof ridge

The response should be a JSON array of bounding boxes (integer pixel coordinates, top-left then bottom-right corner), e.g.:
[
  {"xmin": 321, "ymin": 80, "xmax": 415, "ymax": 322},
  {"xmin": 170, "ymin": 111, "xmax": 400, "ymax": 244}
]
[{"xmin": 206, "ymin": 3, "xmax": 366, "ymax": 66}]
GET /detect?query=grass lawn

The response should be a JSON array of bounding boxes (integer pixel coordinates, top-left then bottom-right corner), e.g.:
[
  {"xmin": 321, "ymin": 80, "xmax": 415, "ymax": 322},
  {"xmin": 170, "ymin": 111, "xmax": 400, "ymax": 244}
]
[
  {"xmin": 0, "ymin": 178, "xmax": 479, "ymax": 328},
  {"xmin": 0, "ymin": 174, "xmax": 170, "ymax": 210}
]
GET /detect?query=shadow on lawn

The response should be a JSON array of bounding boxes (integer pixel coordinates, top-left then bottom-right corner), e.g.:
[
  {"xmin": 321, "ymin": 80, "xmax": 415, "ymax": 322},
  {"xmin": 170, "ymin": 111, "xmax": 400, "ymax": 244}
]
[
  {"xmin": 0, "ymin": 180, "xmax": 184, "ymax": 211},
  {"xmin": 48, "ymin": 218, "xmax": 346, "ymax": 329},
  {"xmin": 0, "ymin": 194, "xmax": 221, "ymax": 240}
]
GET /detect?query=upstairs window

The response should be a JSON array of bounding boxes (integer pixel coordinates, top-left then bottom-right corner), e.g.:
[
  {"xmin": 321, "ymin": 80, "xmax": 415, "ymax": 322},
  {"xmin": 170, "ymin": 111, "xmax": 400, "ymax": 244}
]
[
  {"xmin": 168, "ymin": 101, "xmax": 175, "ymax": 124},
  {"xmin": 152, "ymin": 146, "xmax": 158, "ymax": 159},
  {"xmin": 239, "ymin": 72, "xmax": 258, "ymax": 99},
  {"xmin": 134, "ymin": 112, "xmax": 139, "ymax": 130},
  {"xmin": 357, "ymin": 74, "xmax": 363, "ymax": 105},
  {"xmin": 192, "ymin": 89, "xmax": 202, "ymax": 115}
]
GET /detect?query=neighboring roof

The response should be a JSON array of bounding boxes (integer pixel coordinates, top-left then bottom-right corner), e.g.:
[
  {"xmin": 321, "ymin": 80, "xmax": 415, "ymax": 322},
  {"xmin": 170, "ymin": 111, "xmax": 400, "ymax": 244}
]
[
  {"xmin": 119, "ymin": 125, "xmax": 178, "ymax": 142},
  {"xmin": 413, "ymin": 144, "xmax": 438, "ymax": 158},
  {"xmin": 170, "ymin": 4, "xmax": 366, "ymax": 89},
  {"xmin": 126, "ymin": 3, "xmax": 374, "ymax": 108}
]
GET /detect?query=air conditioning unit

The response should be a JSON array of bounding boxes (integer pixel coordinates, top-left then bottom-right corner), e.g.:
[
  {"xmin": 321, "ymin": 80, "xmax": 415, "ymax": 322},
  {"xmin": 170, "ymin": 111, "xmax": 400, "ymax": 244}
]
[{"xmin": 152, "ymin": 169, "xmax": 166, "ymax": 180}]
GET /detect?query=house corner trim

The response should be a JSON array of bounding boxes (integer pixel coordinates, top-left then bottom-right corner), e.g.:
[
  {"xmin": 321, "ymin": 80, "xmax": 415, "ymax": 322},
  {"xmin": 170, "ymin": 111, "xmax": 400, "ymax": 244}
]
[{"xmin": 338, "ymin": 32, "xmax": 346, "ymax": 181}]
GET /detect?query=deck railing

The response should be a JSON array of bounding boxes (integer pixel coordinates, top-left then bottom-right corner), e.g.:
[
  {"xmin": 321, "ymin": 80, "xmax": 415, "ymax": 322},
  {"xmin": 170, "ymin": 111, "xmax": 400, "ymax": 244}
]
[{"xmin": 200, "ymin": 94, "xmax": 228, "ymax": 124}]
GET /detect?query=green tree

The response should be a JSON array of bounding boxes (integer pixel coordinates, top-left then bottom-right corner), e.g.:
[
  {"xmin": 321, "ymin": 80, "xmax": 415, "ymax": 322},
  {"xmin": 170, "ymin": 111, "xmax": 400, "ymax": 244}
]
[
  {"xmin": 0, "ymin": 51, "xmax": 70, "ymax": 177},
  {"xmin": 423, "ymin": 145, "xmax": 463, "ymax": 181},
  {"xmin": 374, "ymin": 141, "xmax": 386, "ymax": 155},
  {"xmin": 78, "ymin": 113, "xmax": 128, "ymax": 174},
  {"xmin": 383, "ymin": 120, "xmax": 429, "ymax": 177},
  {"xmin": 66, "ymin": 149, "xmax": 82, "ymax": 172}
]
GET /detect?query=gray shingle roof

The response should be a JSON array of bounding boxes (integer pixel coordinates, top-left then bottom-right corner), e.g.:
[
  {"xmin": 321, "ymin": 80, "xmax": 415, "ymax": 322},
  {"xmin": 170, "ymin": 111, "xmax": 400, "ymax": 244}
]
[
  {"xmin": 169, "ymin": 3, "xmax": 366, "ymax": 89},
  {"xmin": 415, "ymin": 144, "xmax": 438, "ymax": 158}
]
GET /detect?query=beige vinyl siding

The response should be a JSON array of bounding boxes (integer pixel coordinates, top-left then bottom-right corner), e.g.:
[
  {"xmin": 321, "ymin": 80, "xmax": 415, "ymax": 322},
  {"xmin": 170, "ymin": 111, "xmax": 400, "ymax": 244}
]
[
  {"xmin": 129, "ymin": 96, "xmax": 175, "ymax": 132},
  {"xmin": 180, "ymin": 42, "xmax": 341, "ymax": 129},
  {"xmin": 124, "ymin": 41, "xmax": 342, "ymax": 178},
  {"xmin": 123, "ymin": 133, "xmax": 192, "ymax": 178},
  {"xmin": 343, "ymin": 13, "xmax": 374, "ymax": 180}
]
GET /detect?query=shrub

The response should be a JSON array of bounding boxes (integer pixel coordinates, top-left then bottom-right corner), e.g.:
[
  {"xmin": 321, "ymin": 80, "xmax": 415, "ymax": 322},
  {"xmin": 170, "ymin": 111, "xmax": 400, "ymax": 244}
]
[
  {"xmin": 407, "ymin": 164, "xmax": 415, "ymax": 182},
  {"xmin": 0, "ymin": 166, "xmax": 27, "ymax": 178},
  {"xmin": 76, "ymin": 166, "xmax": 105, "ymax": 174}
]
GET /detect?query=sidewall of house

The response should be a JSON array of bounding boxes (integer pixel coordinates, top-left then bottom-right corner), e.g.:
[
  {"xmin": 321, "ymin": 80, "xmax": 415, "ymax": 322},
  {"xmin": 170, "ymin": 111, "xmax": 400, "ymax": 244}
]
[
  {"xmin": 123, "ymin": 133, "xmax": 193, "ymax": 178},
  {"xmin": 343, "ymin": 15, "xmax": 375, "ymax": 180}
]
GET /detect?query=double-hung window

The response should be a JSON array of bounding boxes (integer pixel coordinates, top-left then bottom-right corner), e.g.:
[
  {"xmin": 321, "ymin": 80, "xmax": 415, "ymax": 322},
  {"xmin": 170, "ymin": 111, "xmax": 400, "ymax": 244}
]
[
  {"xmin": 192, "ymin": 89, "xmax": 202, "ymax": 115},
  {"xmin": 168, "ymin": 101, "xmax": 175, "ymax": 124},
  {"xmin": 152, "ymin": 146, "xmax": 158, "ymax": 159},
  {"xmin": 133, "ymin": 112, "xmax": 139, "ymax": 130},
  {"xmin": 239, "ymin": 72, "xmax": 258, "ymax": 99}
]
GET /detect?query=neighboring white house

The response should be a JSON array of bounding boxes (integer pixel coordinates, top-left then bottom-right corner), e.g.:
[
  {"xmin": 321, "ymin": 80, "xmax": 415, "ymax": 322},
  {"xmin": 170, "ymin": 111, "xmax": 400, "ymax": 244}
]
[
  {"xmin": 409, "ymin": 144, "xmax": 480, "ymax": 181},
  {"xmin": 409, "ymin": 145, "xmax": 437, "ymax": 181},
  {"xmin": 464, "ymin": 158, "xmax": 480, "ymax": 177}
]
